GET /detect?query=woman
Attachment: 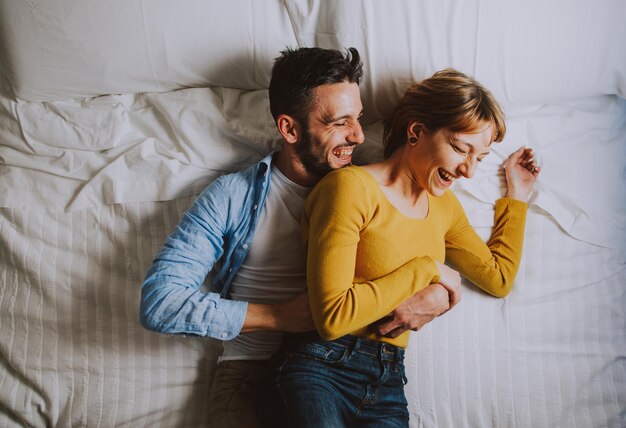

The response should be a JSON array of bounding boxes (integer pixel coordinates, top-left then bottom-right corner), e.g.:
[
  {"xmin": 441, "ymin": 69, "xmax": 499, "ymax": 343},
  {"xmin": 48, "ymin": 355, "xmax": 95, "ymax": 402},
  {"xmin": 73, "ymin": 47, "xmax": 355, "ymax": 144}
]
[{"xmin": 259, "ymin": 69, "xmax": 540, "ymax": 427}]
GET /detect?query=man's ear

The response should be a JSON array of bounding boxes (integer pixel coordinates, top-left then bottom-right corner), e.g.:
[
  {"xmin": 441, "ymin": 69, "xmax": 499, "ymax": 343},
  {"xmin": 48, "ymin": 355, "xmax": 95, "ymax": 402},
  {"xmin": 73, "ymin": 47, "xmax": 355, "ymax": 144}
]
[{"xmin": 276, "ymin": 114, "xmax": 301, "ymax": 145}]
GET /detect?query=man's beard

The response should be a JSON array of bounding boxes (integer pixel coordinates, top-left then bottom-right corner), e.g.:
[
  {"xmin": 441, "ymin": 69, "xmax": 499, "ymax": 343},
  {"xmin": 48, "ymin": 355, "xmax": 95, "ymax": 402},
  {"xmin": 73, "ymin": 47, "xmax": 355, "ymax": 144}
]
[{"xmin": 294, "ymin": 130, "xmax": 335, "ymax": 180}]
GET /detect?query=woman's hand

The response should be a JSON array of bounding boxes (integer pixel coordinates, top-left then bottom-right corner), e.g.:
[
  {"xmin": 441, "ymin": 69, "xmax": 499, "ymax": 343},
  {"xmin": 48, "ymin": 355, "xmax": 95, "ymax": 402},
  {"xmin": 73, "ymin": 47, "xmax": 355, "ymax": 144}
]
[
  {"xmin": 369, "ymin": 283, "xmax": 450, "ymax": 338},
  {"xmin": 504, "ymin": 146, "xmax": 540, "ymax": 202},
  {"xmin": 434, "ymin": 261, "xmax": 462, "ymax": 309}
]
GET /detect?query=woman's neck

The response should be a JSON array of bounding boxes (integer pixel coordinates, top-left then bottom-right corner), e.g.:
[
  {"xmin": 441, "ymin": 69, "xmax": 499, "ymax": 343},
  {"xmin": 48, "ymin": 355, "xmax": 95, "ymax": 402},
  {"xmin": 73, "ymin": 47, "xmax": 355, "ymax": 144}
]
[
  {"xmin": 366, "ymin": 147, "xmax": 425, "ymax": 200},
  {"xmin": 363, "ymin": 147, "xmax": 429, "ymax": 217}
]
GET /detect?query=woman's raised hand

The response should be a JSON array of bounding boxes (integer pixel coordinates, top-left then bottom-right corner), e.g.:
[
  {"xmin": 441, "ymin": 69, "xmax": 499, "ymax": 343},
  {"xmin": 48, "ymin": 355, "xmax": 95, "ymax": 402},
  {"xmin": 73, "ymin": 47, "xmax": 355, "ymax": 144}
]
[{"xmin": 504, "ymin": 146, "xmax": 540, "ymax": 202}]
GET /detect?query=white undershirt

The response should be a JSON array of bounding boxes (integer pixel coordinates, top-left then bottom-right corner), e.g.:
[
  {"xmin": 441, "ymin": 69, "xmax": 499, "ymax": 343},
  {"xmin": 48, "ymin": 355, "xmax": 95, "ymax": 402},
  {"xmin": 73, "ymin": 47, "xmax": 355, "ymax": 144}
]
[{"xmin": 219, "ymin": 165, "xmax": 310, "ymax": 361}]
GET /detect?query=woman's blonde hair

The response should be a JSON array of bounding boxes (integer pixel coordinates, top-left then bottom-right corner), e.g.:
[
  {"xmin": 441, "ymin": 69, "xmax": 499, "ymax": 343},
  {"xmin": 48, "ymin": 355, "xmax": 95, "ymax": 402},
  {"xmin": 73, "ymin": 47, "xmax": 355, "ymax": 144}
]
[{"xmin": 383, "ymin": 68, "xmax": 506, "ymax": 158}]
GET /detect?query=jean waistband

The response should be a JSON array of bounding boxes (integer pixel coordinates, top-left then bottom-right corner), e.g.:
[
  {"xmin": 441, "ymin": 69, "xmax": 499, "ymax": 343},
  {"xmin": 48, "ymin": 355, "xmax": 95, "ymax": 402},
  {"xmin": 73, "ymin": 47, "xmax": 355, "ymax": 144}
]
[{"xmin": 287, "ymin": 332, "xmax": 405, "ymax": 363}]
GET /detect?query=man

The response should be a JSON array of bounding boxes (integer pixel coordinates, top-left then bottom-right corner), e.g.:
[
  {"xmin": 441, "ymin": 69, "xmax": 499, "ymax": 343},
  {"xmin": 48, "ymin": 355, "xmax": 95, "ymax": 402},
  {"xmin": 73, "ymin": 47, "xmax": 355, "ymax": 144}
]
[{"xmin": 140, "ymin": 47, "xmax": 455, "ymax": 428}]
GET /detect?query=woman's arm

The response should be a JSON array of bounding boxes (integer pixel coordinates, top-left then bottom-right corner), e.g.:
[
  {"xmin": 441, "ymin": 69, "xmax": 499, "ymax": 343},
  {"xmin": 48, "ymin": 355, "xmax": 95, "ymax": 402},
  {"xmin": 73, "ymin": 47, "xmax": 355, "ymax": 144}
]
[
  {"xmin": 445, "ymin": 196, "xmax": 527, "ymax": 297},
  {"xmin": 444, "ymin": 147, "xmax": 539, "ymax": 297}
]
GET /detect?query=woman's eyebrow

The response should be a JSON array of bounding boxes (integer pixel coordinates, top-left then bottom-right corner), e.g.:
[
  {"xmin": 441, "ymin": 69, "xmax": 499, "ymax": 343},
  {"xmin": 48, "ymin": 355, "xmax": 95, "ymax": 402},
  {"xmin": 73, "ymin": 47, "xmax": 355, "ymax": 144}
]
[{"xmin": 452, "ymin": 137, "xmax": 491, "ymax": 155}]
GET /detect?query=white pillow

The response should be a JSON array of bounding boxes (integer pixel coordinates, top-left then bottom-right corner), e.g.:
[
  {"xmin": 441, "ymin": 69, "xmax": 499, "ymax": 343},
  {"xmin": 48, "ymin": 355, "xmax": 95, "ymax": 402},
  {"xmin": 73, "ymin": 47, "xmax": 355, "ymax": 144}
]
[
  {"xmin": 286, "ymin": 0, "xmax": 626, "ymax": 119},
  {"xmin": 0, "ymin": 0, "xmax": 296, "ymax": 101}
]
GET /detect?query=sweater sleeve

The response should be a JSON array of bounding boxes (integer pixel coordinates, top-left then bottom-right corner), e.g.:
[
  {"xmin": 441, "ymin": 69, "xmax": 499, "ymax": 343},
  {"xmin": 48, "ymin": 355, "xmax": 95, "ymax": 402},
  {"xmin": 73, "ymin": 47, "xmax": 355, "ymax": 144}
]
[
  {"xmin": 303, "ymin": 169, "xmax": 440, "ymax": 341},
  {"xmin": 444, "ymin": 195, "xmax": 528, "ymax": 298}
]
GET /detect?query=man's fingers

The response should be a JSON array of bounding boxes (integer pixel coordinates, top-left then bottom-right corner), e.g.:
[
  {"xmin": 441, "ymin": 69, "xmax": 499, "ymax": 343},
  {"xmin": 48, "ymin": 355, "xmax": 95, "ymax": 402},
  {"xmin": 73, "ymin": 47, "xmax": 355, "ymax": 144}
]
[
  {"xmin": 383, "ymin": 327, "xmax": 407, "ymax": 338},
  {"xmin": 372, "ymin": 319, "xmax": 399, "ymax": 336}
]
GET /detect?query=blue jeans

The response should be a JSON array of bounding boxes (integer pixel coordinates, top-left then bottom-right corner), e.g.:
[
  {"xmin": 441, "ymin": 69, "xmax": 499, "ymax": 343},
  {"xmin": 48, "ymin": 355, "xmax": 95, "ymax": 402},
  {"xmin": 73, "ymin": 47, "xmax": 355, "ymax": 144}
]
[{"xmin": 259, "ymin": 333, "xmax": 409, "ymax": 428}]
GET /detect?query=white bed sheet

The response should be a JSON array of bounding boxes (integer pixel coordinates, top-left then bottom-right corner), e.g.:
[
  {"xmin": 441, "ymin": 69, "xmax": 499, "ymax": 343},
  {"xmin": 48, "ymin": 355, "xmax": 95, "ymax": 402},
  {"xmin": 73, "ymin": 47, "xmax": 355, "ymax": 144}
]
[
  {"xmin": 1, "ymin": 87, "xmax": 625, "ymax": 427},
  {"xmin": 0, "ymin": 172, "xmax": 623, "ymax": 427},
  {"xmin": 0, "ymin": 198, "xmax": 223, "ymax": 427},
  {"xmin": 0, "ymin": 88, "xmax": 282, "ymax": 212}
]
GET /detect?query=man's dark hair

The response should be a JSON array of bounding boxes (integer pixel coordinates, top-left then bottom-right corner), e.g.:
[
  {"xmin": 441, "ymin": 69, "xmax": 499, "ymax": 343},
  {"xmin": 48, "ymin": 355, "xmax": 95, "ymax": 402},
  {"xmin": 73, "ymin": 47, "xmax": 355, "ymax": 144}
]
[{"xmin": 268, "ymin": 47, "xmax": 363, "ymax": 126}]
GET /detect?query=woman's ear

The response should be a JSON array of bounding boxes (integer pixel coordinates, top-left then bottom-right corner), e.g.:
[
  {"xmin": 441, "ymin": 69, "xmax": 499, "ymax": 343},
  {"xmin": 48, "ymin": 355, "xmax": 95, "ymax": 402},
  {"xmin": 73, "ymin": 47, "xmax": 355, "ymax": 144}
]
[
  {"xmin": 407, "ymin": 120, "xmax": 423, "ymax": 140},
  {"xmin": 277, "ymin": 114, "xmax": 301, "ymax": 145}
]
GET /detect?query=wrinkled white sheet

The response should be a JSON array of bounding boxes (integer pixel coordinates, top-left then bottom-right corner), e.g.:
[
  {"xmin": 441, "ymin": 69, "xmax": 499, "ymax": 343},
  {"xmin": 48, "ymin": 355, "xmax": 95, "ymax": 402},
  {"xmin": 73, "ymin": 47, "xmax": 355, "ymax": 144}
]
[
  {"xmin": 0, "ymin": 88, "xmax": 282, "ymax": 211},
  {"xmin": 2, "ymin": 90, "xmax": 624, "ymax": 250}
]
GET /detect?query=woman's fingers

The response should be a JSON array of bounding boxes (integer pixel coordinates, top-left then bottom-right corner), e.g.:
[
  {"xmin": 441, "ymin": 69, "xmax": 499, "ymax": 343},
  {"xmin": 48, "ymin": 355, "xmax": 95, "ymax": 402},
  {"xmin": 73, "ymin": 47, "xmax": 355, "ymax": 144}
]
[{"xmin": 508, "ymin": 146, "xmax": 540, "ymax": 176}]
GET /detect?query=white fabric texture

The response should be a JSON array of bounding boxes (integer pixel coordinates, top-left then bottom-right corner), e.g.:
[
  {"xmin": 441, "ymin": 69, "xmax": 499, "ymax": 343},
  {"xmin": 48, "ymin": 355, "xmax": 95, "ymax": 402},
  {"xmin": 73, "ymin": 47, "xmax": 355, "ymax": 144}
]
[
  {"xmin": 0, "ymin": 88, "xmax": 281, "ymax": 211},
  {"xmin": 0, "ymin": 1, "xmax": 625, "ymax": 427},
  {"xmin": 0, "ymin": 0, "xmax": 295, "ymax": 101}
]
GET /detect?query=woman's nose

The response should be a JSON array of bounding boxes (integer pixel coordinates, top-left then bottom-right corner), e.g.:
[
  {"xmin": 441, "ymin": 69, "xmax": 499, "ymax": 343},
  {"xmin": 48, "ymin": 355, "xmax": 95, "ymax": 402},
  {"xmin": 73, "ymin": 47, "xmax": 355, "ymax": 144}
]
[{"xmin": 460, "ymin": 158, "xmax": 477, "ymax": 178}]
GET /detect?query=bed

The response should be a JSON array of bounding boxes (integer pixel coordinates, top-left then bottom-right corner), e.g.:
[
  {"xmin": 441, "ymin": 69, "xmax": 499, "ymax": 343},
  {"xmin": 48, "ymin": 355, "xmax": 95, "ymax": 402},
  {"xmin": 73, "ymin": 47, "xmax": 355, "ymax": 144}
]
[{"xmin": 0, "ymin": 1, "xmax": 624, "ymax": 427}]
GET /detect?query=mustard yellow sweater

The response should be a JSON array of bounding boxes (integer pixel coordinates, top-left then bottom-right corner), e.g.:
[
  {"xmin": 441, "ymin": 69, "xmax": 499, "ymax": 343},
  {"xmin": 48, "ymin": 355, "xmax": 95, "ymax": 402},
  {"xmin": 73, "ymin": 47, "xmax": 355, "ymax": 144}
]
[{"xmin": 302, "ymin": 166, "xmax": 528, "ymax": 348}]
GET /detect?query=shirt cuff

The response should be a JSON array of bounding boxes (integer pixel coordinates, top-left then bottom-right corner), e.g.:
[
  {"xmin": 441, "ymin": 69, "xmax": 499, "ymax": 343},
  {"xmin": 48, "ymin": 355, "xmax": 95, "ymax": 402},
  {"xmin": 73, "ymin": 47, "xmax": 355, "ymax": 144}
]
[{"xmin": 206, "ymin": 298, "xmax": 248, "ymax": 340}]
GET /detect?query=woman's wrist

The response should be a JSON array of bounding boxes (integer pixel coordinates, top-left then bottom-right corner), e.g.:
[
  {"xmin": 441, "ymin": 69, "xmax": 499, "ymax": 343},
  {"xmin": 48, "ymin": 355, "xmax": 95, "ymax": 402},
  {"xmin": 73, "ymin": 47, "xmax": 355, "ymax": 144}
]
[{"xmin": 505, "ymin": 188, "xmax": 529, "ymax": 202}]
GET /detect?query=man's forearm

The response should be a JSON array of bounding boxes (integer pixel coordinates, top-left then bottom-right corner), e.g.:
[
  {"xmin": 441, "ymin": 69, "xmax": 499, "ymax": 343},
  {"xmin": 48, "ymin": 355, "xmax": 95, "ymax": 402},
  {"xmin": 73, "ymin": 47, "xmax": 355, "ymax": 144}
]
[
  {"xmin": 242, "ymin": 293, "xmax": 314, "ymax": 334},
  {"xmin": 242, "ymin": 303, "xmax": 280, "ymax": 332}
]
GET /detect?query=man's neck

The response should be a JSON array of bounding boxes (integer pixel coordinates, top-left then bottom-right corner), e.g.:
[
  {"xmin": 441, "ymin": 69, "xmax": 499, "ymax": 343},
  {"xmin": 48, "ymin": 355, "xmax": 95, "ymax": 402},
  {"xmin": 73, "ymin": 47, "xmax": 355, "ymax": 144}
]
[{"xmin": 274, "ymin": 149, "xmax": 318, "ymax": 188}]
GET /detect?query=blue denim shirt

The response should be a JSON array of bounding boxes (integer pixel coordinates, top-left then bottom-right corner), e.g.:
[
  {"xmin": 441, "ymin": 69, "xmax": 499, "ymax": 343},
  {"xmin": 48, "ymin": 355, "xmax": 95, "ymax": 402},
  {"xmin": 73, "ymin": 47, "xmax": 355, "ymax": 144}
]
[{"xmin": 140, "ymin": 153, "xmax": 274, "ymax": 340}]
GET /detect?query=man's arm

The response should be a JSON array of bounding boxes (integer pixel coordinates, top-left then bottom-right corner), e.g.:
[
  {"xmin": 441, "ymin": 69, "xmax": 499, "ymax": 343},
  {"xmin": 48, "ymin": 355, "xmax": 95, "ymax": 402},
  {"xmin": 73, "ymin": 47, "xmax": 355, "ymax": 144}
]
[
  {"xmin": 141, "ymin": 172, "xmax": 316, "ymax": 340},
  {"xmin": 140, "ymin": 178, "xmax": 249, "ymax": 340},
  {"xmin": 242, "ymin": 292, "xmax": 315, "ymax": 333}
]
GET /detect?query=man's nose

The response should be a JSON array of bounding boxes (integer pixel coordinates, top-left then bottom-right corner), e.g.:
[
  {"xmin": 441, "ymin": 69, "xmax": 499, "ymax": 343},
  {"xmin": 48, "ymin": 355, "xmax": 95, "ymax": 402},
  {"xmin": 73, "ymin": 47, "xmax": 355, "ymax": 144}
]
[{"xmin": 350, "ymin": 122, "xmax": 365, "ymax": 145}]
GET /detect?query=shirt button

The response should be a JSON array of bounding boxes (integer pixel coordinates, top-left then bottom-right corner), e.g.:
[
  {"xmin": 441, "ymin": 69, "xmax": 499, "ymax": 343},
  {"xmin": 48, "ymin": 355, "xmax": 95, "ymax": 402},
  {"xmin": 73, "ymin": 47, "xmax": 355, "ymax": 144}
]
[
  {"xmin": 229, "ymin": 268, "xmax": 233, "ymax": 273},
  {"xmin": 253, "ymin": 204, "xmax": 258, "ymax": 210},
  {"xmin": 220, "ymin": 332, "xmax": 228, "ymax": 339},
  {"xmin": 242, "ymin": 244, "xmax": 248, "ymax": 249}
]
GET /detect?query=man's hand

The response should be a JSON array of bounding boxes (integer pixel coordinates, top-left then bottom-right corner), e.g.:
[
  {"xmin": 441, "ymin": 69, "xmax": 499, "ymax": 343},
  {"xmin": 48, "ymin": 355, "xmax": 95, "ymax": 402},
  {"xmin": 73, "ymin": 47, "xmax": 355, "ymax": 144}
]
[
  {"xmin": 369, "ymin": 283, "xmax": 451, "ymax": 338},
  {"xmin": 242, "ymin": 292, "xmax": 315, "ymax": 333}
]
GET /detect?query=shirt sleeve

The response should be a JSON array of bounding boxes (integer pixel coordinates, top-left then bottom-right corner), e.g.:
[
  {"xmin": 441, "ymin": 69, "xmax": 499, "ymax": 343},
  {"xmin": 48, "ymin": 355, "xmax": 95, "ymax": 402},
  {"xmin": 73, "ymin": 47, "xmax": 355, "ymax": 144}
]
[
  {"xmin": 444, "ymin": 195, "xmax": 528, "ymax": 298},
  {"xmin": 303, "ymin": 170, "xmax": 440, "ymax": 341},
  {"xmin": 140, "ymin": 178, "xmax": 247, "ymax": 340}
]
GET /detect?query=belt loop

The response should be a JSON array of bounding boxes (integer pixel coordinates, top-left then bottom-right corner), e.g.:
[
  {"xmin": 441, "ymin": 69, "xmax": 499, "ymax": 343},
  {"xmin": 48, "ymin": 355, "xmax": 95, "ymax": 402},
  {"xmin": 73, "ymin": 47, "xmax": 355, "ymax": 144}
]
[
  {"xmin": 378, "ymin": 342, "xmax": 385, "ymax": 362},
  {"xmin": 351, "ymin": 336, "xmax": 361, "ymax": 357},
  {"xmin": 394, "ymin": 346, "xmax": 400, "ymax": 366}
]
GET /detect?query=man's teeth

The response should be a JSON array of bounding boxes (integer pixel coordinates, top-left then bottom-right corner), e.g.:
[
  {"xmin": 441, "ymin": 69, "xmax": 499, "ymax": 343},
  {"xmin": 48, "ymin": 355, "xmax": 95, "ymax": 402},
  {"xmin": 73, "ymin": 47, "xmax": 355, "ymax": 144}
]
[
  {"xmin": 333, "ymin": 146, "xmax": 353, "ymax": 159},
  {"xmin": 439, "ymin": 168, "xmax": 454, "ymax": 181}
]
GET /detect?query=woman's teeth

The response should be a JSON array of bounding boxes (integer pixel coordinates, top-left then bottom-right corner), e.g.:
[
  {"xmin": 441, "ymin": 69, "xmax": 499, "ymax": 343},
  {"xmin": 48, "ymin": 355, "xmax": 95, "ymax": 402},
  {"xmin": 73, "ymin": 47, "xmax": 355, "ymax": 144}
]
[
  {"xmin": 438, "ymin": 168, "xmax": 454, "ymax": 182},
  {"xmin": 333, "ymin": 146, "xmax": 354, "ymax": 160}
]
